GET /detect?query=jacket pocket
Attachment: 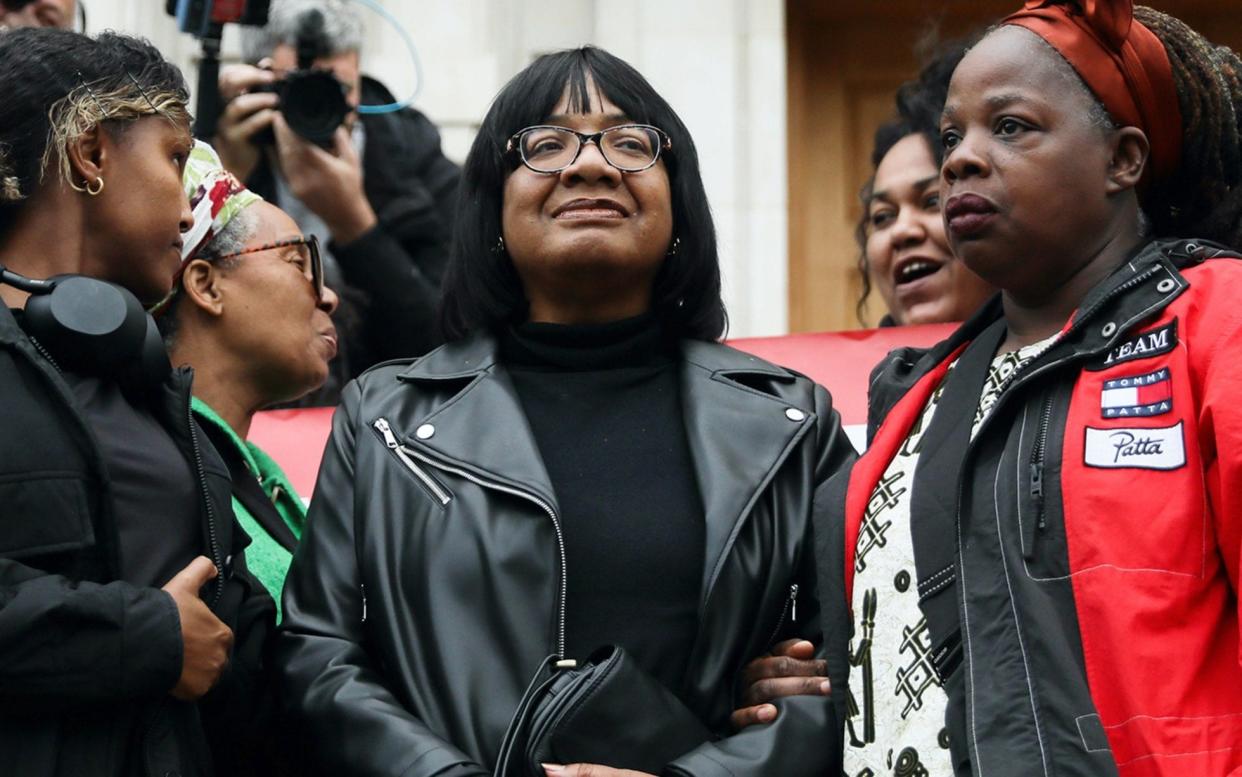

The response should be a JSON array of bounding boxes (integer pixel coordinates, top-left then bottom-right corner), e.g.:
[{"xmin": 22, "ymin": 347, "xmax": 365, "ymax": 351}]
[
  {"xmin": 371, "ymin": 418, "xmax": 452, "ymax": 508},
  {"xmin": 0, "ymin": 474, "xmax": 95, "ymax": 559}
]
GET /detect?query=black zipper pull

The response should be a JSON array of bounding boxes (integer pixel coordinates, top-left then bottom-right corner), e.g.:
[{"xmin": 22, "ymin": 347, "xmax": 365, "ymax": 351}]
[
  {"xmin": 790, "ymin": 584, "xmax": 799, "ymax": 622},
  {"xmin": 1030, "ymin": 462, "xmax": 1047, "ymax": 530},
  {"xmin": 1025, "ymin": 462, "xmax": 1044, "ymax": 560}
]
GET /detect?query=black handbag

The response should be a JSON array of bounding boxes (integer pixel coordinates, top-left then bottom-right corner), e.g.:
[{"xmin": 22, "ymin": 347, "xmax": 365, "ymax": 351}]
[{"xmin": 493, "ymin": 646, "xmax": 713, "ymax": 777}]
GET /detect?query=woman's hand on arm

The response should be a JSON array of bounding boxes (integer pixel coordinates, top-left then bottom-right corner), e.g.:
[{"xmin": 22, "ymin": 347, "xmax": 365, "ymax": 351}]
[{"xmin": 728, "ymin": 638, "xmax": 831, "ymax": 730}]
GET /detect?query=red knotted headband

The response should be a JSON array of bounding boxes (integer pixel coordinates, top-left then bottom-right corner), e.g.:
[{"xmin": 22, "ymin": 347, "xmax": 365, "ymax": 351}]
[{"xmin": 1002, "ymin": 0, "xmax": 1182, "ymax": 184}]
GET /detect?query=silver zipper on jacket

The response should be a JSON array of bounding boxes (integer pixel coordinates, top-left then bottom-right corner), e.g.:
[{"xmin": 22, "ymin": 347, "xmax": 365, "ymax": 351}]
[
  {"xmin": 373, "ymin": 417, "xmax": 570, "ymax": 659},
  {"xmin": 372, "ymin": 418, "xmax": 451, "ymax": 505},
  {"xmin": 763, "ymin": 583, "xmax": 800, "ymax": 647}
]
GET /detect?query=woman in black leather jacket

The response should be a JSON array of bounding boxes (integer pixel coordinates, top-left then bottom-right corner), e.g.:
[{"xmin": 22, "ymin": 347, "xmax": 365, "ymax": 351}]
[{"xmin": 276, "ymin": 46, "xmax": 854, "ymax": 777}]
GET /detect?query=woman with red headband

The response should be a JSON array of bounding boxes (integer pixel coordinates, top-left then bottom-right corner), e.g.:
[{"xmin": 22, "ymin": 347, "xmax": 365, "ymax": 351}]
[{"xmin": 814, "ymin": 2, "xmax": 1242, "ymax": 775}]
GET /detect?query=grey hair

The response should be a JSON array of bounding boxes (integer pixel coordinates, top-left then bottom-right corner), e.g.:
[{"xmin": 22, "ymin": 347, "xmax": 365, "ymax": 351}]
[
  {"xmin": 240, "ymin": 0, "xmax": 364, "ymax": 64},
  {"xmin": 197, "ymin": 206, "xmax": 258, "ymax": 265},
  {"xmin": 157, "ymin": 206, "xmax": 259, "ymax": 346}
]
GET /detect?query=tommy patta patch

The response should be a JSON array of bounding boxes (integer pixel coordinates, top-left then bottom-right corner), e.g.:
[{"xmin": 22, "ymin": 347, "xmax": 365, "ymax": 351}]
[
  {"xmin": 1088, "ymin": 319, "xmax": 1177, "ymax": 370},
  {"xmin": 1101, "ymin": 368, "xmax": 1172, "ymax": 418},
  {"xmin": 1084, "ymin": 422, "xmax": 1186, "ymax": 470}
]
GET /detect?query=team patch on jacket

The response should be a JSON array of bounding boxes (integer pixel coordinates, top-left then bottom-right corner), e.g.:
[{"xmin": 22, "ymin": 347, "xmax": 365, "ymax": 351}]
[
  {"xmin": 1087, "ymin": 319, "xmax": 1177, "ymax": 370},
  {"xmin": 1100, "ymin": 367, "xmax": 1172, "ymax": 418},
  {"xmin": 1083, "ymin": 421, "xmax": 1185, "ymax": 470}
]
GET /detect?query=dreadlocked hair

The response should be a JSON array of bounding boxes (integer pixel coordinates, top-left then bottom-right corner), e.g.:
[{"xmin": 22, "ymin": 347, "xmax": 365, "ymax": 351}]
[
  {"xmin": 1134, "ymin": 6, "xmax": 1242, "ymax": 248},
  {"xmin": 0, "ymin": 28, "xmax": 190, "ymax": 234}
]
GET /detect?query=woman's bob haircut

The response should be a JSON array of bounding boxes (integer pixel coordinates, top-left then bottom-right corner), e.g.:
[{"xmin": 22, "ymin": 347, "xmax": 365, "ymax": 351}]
[{"xmin": 438, "ymin": 46, "xmax": 727, "ymax": 342}]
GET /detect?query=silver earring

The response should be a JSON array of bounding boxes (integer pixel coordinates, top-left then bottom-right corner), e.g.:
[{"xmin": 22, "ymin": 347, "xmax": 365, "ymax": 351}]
[
  {"xmin": 493, "ymin": 235, "xmax": 506, "ymax": 254},
  {"xmin": 667, "ymin": 237, "xmax": 681, "ymax": 257}
]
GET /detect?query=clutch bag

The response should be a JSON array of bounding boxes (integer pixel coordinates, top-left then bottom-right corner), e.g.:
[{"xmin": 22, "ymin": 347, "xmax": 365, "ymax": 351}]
[{"xmin": 493, "ymin": 646, "xmax": 712, "ymax": 777}]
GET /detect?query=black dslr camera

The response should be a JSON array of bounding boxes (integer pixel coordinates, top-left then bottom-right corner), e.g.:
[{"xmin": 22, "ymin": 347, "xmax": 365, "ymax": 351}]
[
  {"xmin": 249, "ymin": 8, "xmax": 351, "ymax": 148},
  {"xmin": 167, "ymin": 0, "xmax": 348, "ymax": 147},
  {"xmin": 252, "ymin": 72, "xmax": 350, "ymax": 148}
]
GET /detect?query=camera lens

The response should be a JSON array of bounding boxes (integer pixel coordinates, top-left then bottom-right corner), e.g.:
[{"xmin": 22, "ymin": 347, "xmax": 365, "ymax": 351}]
[{"xmin": 279, "ymin": 69, "xmax": 350, "ymax": 147}]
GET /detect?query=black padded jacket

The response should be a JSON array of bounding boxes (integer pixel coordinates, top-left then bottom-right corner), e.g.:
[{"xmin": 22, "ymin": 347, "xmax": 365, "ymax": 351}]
[{"xmin": 0, "ymin": 304, "xmax": 275, "ymax": 777}]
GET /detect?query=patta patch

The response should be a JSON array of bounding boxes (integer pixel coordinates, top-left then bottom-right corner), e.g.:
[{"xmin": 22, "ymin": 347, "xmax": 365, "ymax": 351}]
[
  {"xmin": 1087, "ymin": 319, "xmax": 1177, "ymax": 371},
  {"xmin": 1100, "ymin": 367, "xmax": 1172, "ymax": 418},
  {"xmin": 1084, "ymin": 422, "xmax": 1185, "ymax": 470}
]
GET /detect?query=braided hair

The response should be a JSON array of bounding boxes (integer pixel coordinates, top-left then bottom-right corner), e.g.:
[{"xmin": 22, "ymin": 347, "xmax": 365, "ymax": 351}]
[
  {"xmin": 1133, "ymin": 6, "xmax": 1242, "ymax": 248},
  {"xmin": 0, "ymin": 28, "xmax": 189, "ymax": 235}
]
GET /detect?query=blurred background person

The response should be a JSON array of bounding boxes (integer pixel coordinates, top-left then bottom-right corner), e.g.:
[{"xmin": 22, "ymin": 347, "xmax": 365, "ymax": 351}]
[
  {"xmin": 158, "ymin": 142, "xmax": 339, "ymax": 623},
  {"xmin": 856, "ymin": 38, "xmax": 995, "ymax": 328},
  {"xmin": 0, "ymin": 28, "xmax": 271, "ymax": 777},
  {"xmin": 212, "ymin": 0, "xmax": 460, "ymax": 404},
  {"xmin": 0, "ymin": 0, "xmax": 74, "ymax": 30}
]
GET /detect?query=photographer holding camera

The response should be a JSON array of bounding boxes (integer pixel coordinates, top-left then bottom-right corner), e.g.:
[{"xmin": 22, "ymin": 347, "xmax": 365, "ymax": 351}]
[{"xmin": 213, "ymin": 0, "xmax": 459, "ymax": 404}]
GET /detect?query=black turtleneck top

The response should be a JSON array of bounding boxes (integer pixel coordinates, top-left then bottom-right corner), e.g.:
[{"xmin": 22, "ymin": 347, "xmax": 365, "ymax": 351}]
[{"xmin": 500, "ymin": 314, "xmax": 706, "ymax": 693}]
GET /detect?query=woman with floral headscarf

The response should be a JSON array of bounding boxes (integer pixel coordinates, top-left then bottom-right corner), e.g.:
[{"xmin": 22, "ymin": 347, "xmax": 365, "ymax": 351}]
[{"xmin": 159, "ymin": 142, "xmax": 340, "ymax": 619}]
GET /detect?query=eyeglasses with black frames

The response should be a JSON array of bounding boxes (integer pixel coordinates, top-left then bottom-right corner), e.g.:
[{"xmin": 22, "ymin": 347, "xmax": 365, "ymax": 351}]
[
  {"xmin": 214, "ymin": 234, "xmax": 325, "ymax": 303},
  {"xmin": 506, "ymin": 124, "xmax": 672, "ymax": 174}
]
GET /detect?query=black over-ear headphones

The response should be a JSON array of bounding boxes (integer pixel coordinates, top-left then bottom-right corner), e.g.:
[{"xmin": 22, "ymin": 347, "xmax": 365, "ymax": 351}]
[{"xmin": 0, "ymin": 265, "xmax": 171, "ymax": 388}]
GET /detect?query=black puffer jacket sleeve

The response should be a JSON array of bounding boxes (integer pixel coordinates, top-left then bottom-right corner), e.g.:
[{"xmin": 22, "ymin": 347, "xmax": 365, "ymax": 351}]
[
  {"xmin": 276, "ymin": 381, "xmax": 484, "ymax": 777},
  {"xmin": 0, "ymin": 559, "xmax": 182, "ymax": 709}
]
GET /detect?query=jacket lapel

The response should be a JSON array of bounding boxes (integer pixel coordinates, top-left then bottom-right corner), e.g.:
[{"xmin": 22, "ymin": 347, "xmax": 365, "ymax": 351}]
[
  {"xmin": 398, "ymin": 335, "xmax": 559, "ymax": 509},
  {"xmin": 678, "ymin": 341, "xmax": 815, "ymax": 602},
  {"xmin": 400, "ymin": 336, "xmax": 821, "ymax": 599}
]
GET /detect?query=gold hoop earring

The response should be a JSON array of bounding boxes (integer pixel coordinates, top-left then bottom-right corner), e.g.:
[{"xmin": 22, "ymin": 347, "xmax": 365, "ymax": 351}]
[
  {"xmin": 68, "ymin": 179, "xmax": 88, "ymax": 193},
  {"xmin": 86, "ymin": 177, "xmax": 105, "ymax": 196}
]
